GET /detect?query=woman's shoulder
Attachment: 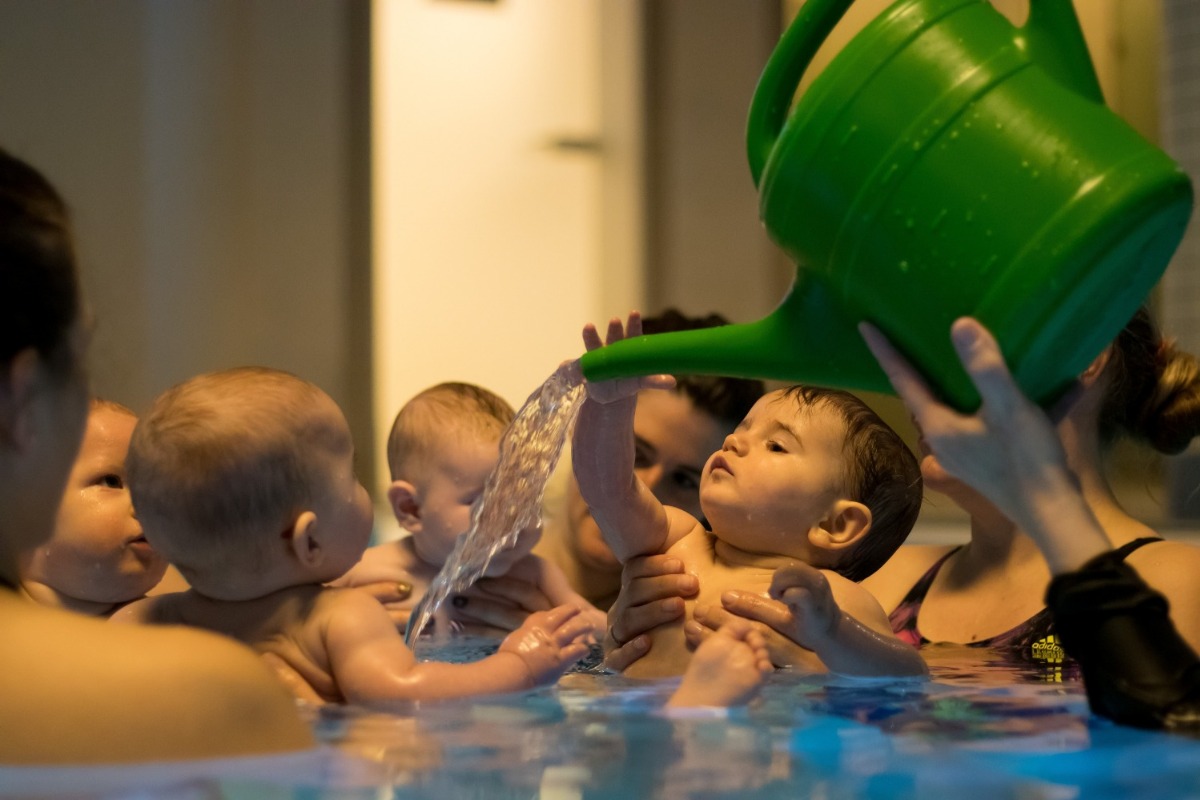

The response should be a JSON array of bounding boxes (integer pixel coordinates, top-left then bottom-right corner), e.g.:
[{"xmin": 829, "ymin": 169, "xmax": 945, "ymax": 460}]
[
  {"xmin": 0, "ymin": 599, "xmax": 312, "ymax": 762},
  {"xmin": 1124, "ymin": 537, "xmax": 1200, "ymax": 592}
]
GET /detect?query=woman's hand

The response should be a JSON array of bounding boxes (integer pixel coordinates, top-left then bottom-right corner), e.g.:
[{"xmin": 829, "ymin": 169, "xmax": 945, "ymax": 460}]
[
  {"xmin": 604, "ymin": 554, "xmax": 698, "ymax": 671},
  {"xmin": 450, "ymin": 575, "xmax": 555, "ymax": 632},
  {"xmin": 860, "ymin": 318, "xmax": 1109, "ymax": 571},
  {"xmin": 685, "ymin": 586, "xmax": 825, "ymax": 671},
  {"xmin": 349, "ymin": 581, "xmax": 415, "ymax": 629}
]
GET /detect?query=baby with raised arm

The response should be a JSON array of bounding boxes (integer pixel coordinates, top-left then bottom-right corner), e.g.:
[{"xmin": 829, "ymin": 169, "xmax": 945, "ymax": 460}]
[
  {"xmin": 18, "ymin": 399, "xmax": 180, "ymax": 617},
  {"xmin": 334, "ymin": 381, "xmax": 605, "ymax": 634},
  {"xmin": 575, "ymin": 315, "xmax": 927, "ymax": 679},
  {"xmin": 113, "ymin": 367, "xmax": 592, "ymax": 705}
]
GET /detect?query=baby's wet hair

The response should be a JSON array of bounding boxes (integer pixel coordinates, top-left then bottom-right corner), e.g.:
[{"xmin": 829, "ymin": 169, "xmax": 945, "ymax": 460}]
[
  {"xmin": 642, "ymin": 309, "xmax": 765, "ymax": 426},
  {"xmin": 127, "ymin": 367, "xmax": 345, "ymax": 584},
  {"xmin": 780, "ymin": 386, "xmax": 922, "ymax": 582}
]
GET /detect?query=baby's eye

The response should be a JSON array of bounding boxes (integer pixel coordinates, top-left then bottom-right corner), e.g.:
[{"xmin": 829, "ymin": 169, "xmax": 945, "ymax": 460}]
[
  {"xmin": 766, "ymin": 440, "xmax": 787, "ymax": 453},
  {"xmin": 99, "ymin": 473, "xmax": 124, "ymax": 489}
]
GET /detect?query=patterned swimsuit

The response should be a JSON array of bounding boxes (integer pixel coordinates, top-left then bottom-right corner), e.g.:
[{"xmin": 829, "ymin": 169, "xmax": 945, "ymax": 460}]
[{"xmin": 888, "ymin": 537, "xmax": 1163, "ymax": 681}]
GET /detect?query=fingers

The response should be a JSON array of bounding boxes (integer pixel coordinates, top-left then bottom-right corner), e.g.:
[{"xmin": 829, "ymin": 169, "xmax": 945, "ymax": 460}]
[
  {"xmin": 715, "ymin": 618, "xmax": 754, "ymax": 642},
  {"xmin": 559, "ymin": 642, "xmax": 590, "ymax": 666},
  {"xmin": 582, "ymin": 323, "xmax": 604, "ymax": 352},
  {"xmin": 683, "ymin": 619, "xmax": 714, "ymax": 648},
  {"xmin": 610, "ymin": 596, "xmax": 686, "ymax": 645},
  {"xmin": 622, "ymin": 571, "xmax": 698, "ymax": 606},
  {"xmin": 471, "ymin": 576, "xmax": 554, "ymax": 613},
  {"xmin": 604, "ymin": 635, "xmax": 650, "ymax": 672},
  {"xmin": 622, "ymin": 554, "xmax": 687, "ymax": 582},
  {"xmin": 768, "ymin": 561, "xmax": 823, "ymax": 600},
  {"xmin": 554, "ymin": 613, "xmax": 596, "ymax": 646},
  {"xmin": 585, "ymin": 311, "xmax": 645, "ymax": 349},
  {"xmin": 949, "ymin": 318, "xmax": 1018, "ymax": 416},
  {"xmin": 352, "ymin": 580, "xmax": 414, "ymax": 605},
  {"xmin": 718, "ymin": 590, "xmax": 792, "ymax": 633},
  {"xmin": 450, "ymin": 596, "xmax": 531, "ymax": 632},
  {"xmin": 859, "ymin": 322, "xmax": 938, "ymax": 412},
  {"xmin": 537, "ymin": 603, "xmax": 583, "ymax": 631}
]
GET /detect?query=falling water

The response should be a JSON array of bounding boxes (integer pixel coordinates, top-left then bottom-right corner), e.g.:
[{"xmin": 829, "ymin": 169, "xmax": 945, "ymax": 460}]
[{"xmin": 404, "ymin": 360, "xmax": 587, "ymax": 645}]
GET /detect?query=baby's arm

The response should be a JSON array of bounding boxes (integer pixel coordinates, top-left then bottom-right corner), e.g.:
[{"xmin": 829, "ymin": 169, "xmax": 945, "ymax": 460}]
[
  {"xmin": 777, "ymin": 565, "xmax": 928, "ymax": 678},
  {"xmin": 572, "ymin": 314, "xmax": 682, "ymax": 561},
  {"xmin": 325, "ymin": 590, "xmax": 593, "ymax": 704}
]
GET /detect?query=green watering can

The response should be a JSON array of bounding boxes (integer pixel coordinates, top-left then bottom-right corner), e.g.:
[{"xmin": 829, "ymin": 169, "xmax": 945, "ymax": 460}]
[{"xmin": 580, "ymin": 0, "xmax": 1193, "ymax": 410}]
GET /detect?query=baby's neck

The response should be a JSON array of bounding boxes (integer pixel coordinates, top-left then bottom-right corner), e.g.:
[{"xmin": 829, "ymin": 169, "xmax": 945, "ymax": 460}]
[{"xmin": 711, "ymin": 535, "xmax": 807, "ymax": 571}]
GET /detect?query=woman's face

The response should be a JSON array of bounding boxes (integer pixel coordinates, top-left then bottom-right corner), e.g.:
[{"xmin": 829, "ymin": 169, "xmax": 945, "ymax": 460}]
[{"xmin": 566, "ymin": 389, "xmax": 730, "ymax": 573}]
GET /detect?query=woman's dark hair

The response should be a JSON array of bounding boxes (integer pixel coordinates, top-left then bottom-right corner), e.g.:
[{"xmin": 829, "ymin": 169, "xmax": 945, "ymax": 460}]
[
  {"xmin": 642, "ymin": 309, "xmax": 765, "ymax": 425},
  {"xmin": 0, "ymin": 148, "xmax": 81, "ymax": 372},
  {"xmin": 1099, "ymin": 307, "xmax": 1200, "ymax": 455}
]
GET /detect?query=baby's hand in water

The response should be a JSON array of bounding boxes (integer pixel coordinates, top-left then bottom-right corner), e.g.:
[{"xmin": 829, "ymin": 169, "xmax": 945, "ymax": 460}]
[
  {"xmin": 498, "ymin": 605, "xmax": 594, "ymax": 686},
  {"xmin": 581, "ymin": 312, "xmax": 674, "ymax": 404}
]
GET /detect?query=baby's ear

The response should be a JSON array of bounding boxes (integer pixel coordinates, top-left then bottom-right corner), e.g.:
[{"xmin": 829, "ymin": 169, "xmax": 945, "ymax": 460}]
[
  {"xmin": 387, "ymin": 480, "xmax": 422, "ymax": 531},
  {"xmin": 285, "ymin": 511, "xmax": 323, "ymax": 567},
  {"xmin": 809, "ymin": 500, "xmax": 872, "ymax": 551}
]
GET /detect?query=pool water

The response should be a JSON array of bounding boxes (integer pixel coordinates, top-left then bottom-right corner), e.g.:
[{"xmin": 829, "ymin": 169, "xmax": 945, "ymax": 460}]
[{"xmin": 3, "ymin": 638, "xmax": 1199, "ymax": 798}]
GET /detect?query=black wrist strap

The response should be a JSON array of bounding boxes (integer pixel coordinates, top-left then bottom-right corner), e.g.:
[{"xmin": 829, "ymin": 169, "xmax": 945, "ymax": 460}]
[{"xmin": 1047, "ymin": 552, "xmax": 1200, "ymax": 731}]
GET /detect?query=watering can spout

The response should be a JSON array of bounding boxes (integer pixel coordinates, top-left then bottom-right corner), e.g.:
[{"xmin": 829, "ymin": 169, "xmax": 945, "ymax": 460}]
[
  {"xmin": 579, "ymin": 274, "xmax": 892, "ymax": 395},
  {"xmin": 1019, "ymin": 0, "xmax": 1104, "ymax": 103}
]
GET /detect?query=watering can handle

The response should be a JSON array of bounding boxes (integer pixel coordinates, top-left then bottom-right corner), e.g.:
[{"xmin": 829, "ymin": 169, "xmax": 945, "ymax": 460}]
[
  {"xmin": 746, "ymin": 0, "xmax": 852, "ymax": 187},
  {"xmin": 747, "ymin": 0, "xmax": 1104, "ymax": 187}
]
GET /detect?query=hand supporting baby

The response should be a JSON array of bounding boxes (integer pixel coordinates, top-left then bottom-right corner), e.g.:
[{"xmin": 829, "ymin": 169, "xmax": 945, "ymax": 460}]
[
  {"xmin": 687, "ymin": 563, "xmax": 836, "ymax": 671},
  {"xmin": 497, "ymin": 605, "xmax": 594, "ymax": 688}
]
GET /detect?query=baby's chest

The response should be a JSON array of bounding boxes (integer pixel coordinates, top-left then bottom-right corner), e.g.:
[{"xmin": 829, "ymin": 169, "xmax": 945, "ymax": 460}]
[
  {"xmin": 663, "ymin": 538, "xmax": 775, "ymax": 610},
  {"xmin": 689, "ymin": 566, "xmax": 775, "ymax": 610}
]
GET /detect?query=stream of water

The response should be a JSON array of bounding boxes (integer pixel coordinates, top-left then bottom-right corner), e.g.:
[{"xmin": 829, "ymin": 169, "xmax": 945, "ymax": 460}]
[{"xmin": 404, "ymin": 360, "xmax": 587, "ymax": 644}]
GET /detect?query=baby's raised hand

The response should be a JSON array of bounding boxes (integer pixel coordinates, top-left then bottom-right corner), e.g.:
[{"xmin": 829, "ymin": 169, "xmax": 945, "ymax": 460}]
[
  {"xmin": 581, "ymin": 312, "xmax": 674, "ymax": 404},
  {"xmin": 498, "ymin": 604, "xmax": 593, "ymax": 687}
]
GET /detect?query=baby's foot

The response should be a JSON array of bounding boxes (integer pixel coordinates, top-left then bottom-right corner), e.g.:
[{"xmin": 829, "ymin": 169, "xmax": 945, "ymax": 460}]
[{"xmin": 668, "ymin": 621, "xmax": 772, "ymax": 708}]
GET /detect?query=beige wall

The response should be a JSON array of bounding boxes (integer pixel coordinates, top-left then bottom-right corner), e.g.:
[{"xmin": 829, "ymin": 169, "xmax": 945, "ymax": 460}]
[{"xmin": 0, "ymin": 0, "xmax": 374, "ymax": 484}]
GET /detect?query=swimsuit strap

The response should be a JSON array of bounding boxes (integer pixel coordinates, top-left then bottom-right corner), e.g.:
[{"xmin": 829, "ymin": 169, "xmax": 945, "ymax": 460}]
[
  {"xmin": 1109, "ymin": 536, "xmax": 1164, "ymax": 561},
  {"xmin": 888, "ymin": 547, "xmax": 961, "ymax": 645}
]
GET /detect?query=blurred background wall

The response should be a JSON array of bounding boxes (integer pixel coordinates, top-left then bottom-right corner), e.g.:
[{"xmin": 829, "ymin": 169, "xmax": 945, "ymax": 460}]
[{"xmin": 1, "ymin": 0, "xmax": 1196, "ymax": 532}]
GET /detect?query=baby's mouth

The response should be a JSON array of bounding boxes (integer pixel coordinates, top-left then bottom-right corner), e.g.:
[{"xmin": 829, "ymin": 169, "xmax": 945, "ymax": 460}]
[{"xmin": 709, "ymin": 454, "xmax": 733, "ymax": 476}]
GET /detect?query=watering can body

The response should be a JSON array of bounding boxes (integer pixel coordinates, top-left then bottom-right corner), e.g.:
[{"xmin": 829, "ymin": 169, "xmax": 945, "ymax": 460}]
[{"xmin": 581, "ymin": 0, "xmax": 1193, "ymax": 410}]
